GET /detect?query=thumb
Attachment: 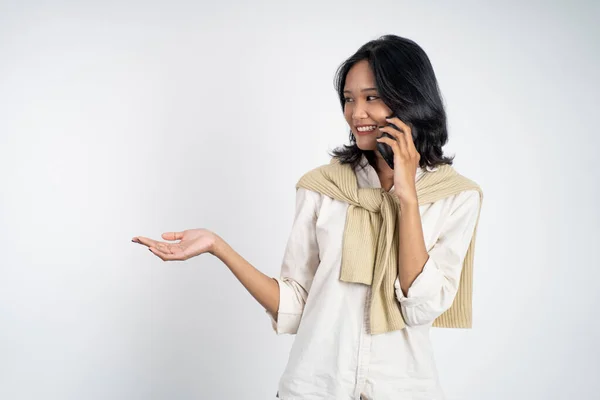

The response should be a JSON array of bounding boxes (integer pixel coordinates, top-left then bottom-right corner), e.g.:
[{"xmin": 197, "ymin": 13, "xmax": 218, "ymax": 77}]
[{"xmin": 162, "ymin": 231, "xmax": 184, "ymax": 241}]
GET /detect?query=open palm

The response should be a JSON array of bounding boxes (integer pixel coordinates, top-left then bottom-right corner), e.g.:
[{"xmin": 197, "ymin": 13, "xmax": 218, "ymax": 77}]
[{"xmin": 131, "ymin": 229, "xmax": 218, "ymax": 261}]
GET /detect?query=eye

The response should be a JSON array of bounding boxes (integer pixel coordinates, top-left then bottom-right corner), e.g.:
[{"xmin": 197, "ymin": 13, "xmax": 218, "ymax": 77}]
[{"xmin": 343, "ymin": 96, "xmax": 379, "ymax": 103}]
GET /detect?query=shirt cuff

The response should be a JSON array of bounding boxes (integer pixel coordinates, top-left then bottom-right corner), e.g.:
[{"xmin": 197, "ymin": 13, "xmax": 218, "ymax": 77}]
[
  {"xmin": 395, "ymin": 255, "xmax": 445, "ymax": 307},
  {"xmin": 265, "ymin": 277, "xmax": 304, "ymax": 335}
]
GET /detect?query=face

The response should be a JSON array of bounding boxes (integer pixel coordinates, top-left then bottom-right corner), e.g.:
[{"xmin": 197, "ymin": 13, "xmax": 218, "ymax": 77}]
[{"xmin": 343, "ymin": 59, "xmax": 393, "ymax": 151}]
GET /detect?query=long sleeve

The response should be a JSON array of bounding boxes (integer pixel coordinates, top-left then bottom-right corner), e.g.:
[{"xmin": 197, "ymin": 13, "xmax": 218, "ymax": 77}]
[
  {"xmin": 266, "ymin": 187, "xmax": 321, "ymax": 335},
  {"xmin": 395, "ymin": 189, "xmax": 481, "ymax": 327}
]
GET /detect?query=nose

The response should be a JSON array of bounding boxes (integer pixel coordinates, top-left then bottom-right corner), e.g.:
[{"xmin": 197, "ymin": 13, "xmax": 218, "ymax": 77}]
[{"xmin": 352, "ymin": 102, "xmax": 368, "ymax": 120}]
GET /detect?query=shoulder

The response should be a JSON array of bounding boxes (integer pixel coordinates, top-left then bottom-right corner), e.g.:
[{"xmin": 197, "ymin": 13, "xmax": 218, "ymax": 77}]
[
  {"xmin": 450, "ymin": 189, "xmax": 481, "ymax": 217},
  {"xmin": 296, "ymin": 186, "xmax": 323, "ymax": 200},
  {"xmin": 294, "ymin": 160, "xmax": 339, "ymax": 218},
  {"xmin": 435, "ymin": 165, "xmax": 483, "ymax": 215},
  {"xmin": 294, "ymin": 187, "xmax": 323, "ymax": 219}
]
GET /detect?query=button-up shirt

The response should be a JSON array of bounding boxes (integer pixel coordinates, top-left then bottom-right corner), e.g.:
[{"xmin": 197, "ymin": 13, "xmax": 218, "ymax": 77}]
[{"xmin": 267, "ymin": 155, "xmax": 481, "ymax": 400}]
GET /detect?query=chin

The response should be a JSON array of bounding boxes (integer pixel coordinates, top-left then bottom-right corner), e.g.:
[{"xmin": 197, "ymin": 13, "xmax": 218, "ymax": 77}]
[{"xmin": 355, "ymin": 136, "xmax": 378, "ymax": 151}]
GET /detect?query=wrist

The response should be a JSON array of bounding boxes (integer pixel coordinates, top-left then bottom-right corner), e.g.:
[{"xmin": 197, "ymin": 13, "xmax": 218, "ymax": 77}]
[
  {"xmin": 399, "ymin": 197, "xmax": 418, "ymax": 208},
  {"xmin": 396, "ymin": 192, "xmax": 418, "ymax": 208},
  {"xmin": 210, "ymin": 235, "xmax": 228, "ymax": 258}
]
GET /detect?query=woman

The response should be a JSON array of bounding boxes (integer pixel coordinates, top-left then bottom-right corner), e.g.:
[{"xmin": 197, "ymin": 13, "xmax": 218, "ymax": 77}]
[{"xmin": 132, "ymin": 34, "xmax": 483, "ymax": 400}]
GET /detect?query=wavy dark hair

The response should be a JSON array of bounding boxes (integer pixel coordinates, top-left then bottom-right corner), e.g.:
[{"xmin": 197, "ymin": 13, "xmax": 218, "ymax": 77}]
[{"xmin": 328, "ymin": 34, "xmax": 455, "ymax": 174}]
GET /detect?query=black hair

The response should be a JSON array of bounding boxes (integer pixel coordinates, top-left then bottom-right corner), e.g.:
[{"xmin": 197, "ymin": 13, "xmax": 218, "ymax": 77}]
[{"xmin": 328, "ymin": 34, "xmax": 455, "ymax": 174}]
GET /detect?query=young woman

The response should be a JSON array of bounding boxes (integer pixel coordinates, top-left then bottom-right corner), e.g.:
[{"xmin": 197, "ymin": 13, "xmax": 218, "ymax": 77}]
[{"xmin": 132, "ymin": 34, "xmax": 483, "ymax": 400}]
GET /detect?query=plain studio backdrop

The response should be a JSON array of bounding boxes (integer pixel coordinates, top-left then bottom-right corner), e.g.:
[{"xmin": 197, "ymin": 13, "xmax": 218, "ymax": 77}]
[{"xmin": 0, "ymin": 1, "xmax": 598, "ymax": 399}]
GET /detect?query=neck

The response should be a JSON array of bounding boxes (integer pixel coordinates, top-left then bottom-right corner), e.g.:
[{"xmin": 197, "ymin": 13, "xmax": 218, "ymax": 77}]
[
  {"xmin": 371, "ymin": 152, "xmax": 395, "ymax": 190},
  {"xmin": 369, "ymin": 152, "xmax": 393, "ymax": 175}
]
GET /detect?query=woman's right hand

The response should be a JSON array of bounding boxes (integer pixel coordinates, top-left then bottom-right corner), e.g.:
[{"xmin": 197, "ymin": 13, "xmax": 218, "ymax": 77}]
[{"xmin": 131, "ymin": 229, "xmax": 220, "ymax": 261}]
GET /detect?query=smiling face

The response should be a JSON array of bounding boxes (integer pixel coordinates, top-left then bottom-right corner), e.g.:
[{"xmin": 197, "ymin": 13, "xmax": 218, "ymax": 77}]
[{"xmin": 343, "ymin": 59, "xmax": 393, "ymax": 151}]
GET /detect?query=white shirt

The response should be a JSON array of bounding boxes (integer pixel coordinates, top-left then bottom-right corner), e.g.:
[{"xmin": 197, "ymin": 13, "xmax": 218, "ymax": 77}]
[{"xmin": 267, "ymin": 154, "xmax": 481, "ymax": 400}]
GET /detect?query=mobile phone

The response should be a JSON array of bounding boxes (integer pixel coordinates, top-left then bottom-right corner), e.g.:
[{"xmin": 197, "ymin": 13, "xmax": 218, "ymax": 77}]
[
  {"xmin": 376, "ymin": 131, "xmax": 396, "ymax": 169},
  {"xmin": 375, "ymin": 118, "xmax": 416, "ymax": 170}
]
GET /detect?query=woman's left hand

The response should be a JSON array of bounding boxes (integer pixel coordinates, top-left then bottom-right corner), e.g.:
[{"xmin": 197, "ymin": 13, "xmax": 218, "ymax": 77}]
[{"xmin": 376, "ymin": 116, "xmax": 421, "ymax": 204}]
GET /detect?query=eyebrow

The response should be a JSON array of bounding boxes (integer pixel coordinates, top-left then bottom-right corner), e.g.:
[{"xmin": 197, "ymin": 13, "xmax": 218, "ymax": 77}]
[{"xmin": 343, "ymin": 87, "xmax": 377, "ymax": 93}]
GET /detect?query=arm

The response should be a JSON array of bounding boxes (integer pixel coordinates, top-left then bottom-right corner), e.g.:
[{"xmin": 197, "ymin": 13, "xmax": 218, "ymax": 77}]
[
  {"xmin": 213, "ymin": 187, "xmax": 321, "ymax": 335},
  {"xmin": 212, "ymin": 238, "xmax": 281, "ymax": 317},
  {"xmin": 266, "ymin": 187, "xmax": 321, "ymax": 334},
  {"xmin": 397, "ymin": 197, "xmax": 430, "ymax": 297},
  {"xmin": 395, "ymin": 190, "xmax": 481, "ymax": 327}
]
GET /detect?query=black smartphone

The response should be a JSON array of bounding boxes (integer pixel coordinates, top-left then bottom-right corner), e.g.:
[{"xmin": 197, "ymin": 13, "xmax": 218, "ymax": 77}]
[
  {"xmin": 375, "ymin": 117, "xmax": 416, "ymax": 169},
  {"xmin": 376, "ymin": 131, "xmax": 396, "ymax": 169}
]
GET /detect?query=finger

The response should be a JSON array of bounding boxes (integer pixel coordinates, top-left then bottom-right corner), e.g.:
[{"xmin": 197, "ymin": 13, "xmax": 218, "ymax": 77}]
[
  {"xmin": 379, "ymin": 126, "xmax": 406, "ymax": 149},
  {"xmin": 384, "ymin": 116, "xmax": 409, "ymax": 134},
  {"xmin": 378, "ymin": 124, "xmax": 402, "ymax": 138},
  {"xmin": 385, "ymin": 117, "xmax": 416, "ymax": 151},
  {"xmin": 149, "ymin": 247, "xmax": 167, "ymax": 261},
  {"xmin": 149, "ymin": 246, "xmax": 183, "ymax": 261},
  {"xmin": 378, "ymin": 128, "xmax": 408, "ymax": 158},
  {"xmin": 376, "ymin": 136, "xmax": 401, "ymax": 155},
  {"xmin": 155, "ymin": 242, "xmax": 175, "ymax": 254},
  {"xmin": 148, "ymin": 247, "xmax": 161, "ymax": 260},
  {"xmin": 133, "ymin": 237, "xmax": 175, "ymax": 255},
  {"xmin": 133, "ymin": 236, "xmax": 158, "ymax": 248},
  {"xmin": 162, "ymin": 232, "xmax": 184, "ymax": 241}
]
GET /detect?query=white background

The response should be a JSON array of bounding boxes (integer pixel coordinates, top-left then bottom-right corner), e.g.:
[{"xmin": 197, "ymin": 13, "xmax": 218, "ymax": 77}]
[{"xmin": 1, "ymin": 1, "xmax": 598, "ymax": 399}]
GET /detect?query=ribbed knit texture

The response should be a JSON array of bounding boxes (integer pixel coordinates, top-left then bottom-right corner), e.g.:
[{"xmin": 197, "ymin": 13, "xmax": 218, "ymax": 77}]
[{"xmin": 296, "ymin": 157, "xmax": 484, "ymax": 334}]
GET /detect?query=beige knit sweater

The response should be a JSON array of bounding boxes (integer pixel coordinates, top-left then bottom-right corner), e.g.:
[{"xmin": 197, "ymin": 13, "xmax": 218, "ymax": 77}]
[{"xmin": 295, "ymin": 157, "xmax": 484, "ymax": 334}]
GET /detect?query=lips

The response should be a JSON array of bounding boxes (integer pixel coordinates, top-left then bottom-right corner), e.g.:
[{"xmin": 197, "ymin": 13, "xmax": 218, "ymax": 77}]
[{"xmin": 355, "ymin": 125, "xmax": 378, "ymax": 135}]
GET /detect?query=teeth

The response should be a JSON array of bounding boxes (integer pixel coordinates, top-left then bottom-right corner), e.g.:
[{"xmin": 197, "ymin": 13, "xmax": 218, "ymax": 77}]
[{"xmin": 357, "ymin": 126, "xmax": 376, "ymax": 132}]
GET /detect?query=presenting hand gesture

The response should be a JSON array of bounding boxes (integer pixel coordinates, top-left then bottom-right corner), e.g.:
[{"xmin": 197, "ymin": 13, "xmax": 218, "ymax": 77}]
[{"xmin": 132, "ymin": 229, "xmax": 219, "ymax": 261}]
